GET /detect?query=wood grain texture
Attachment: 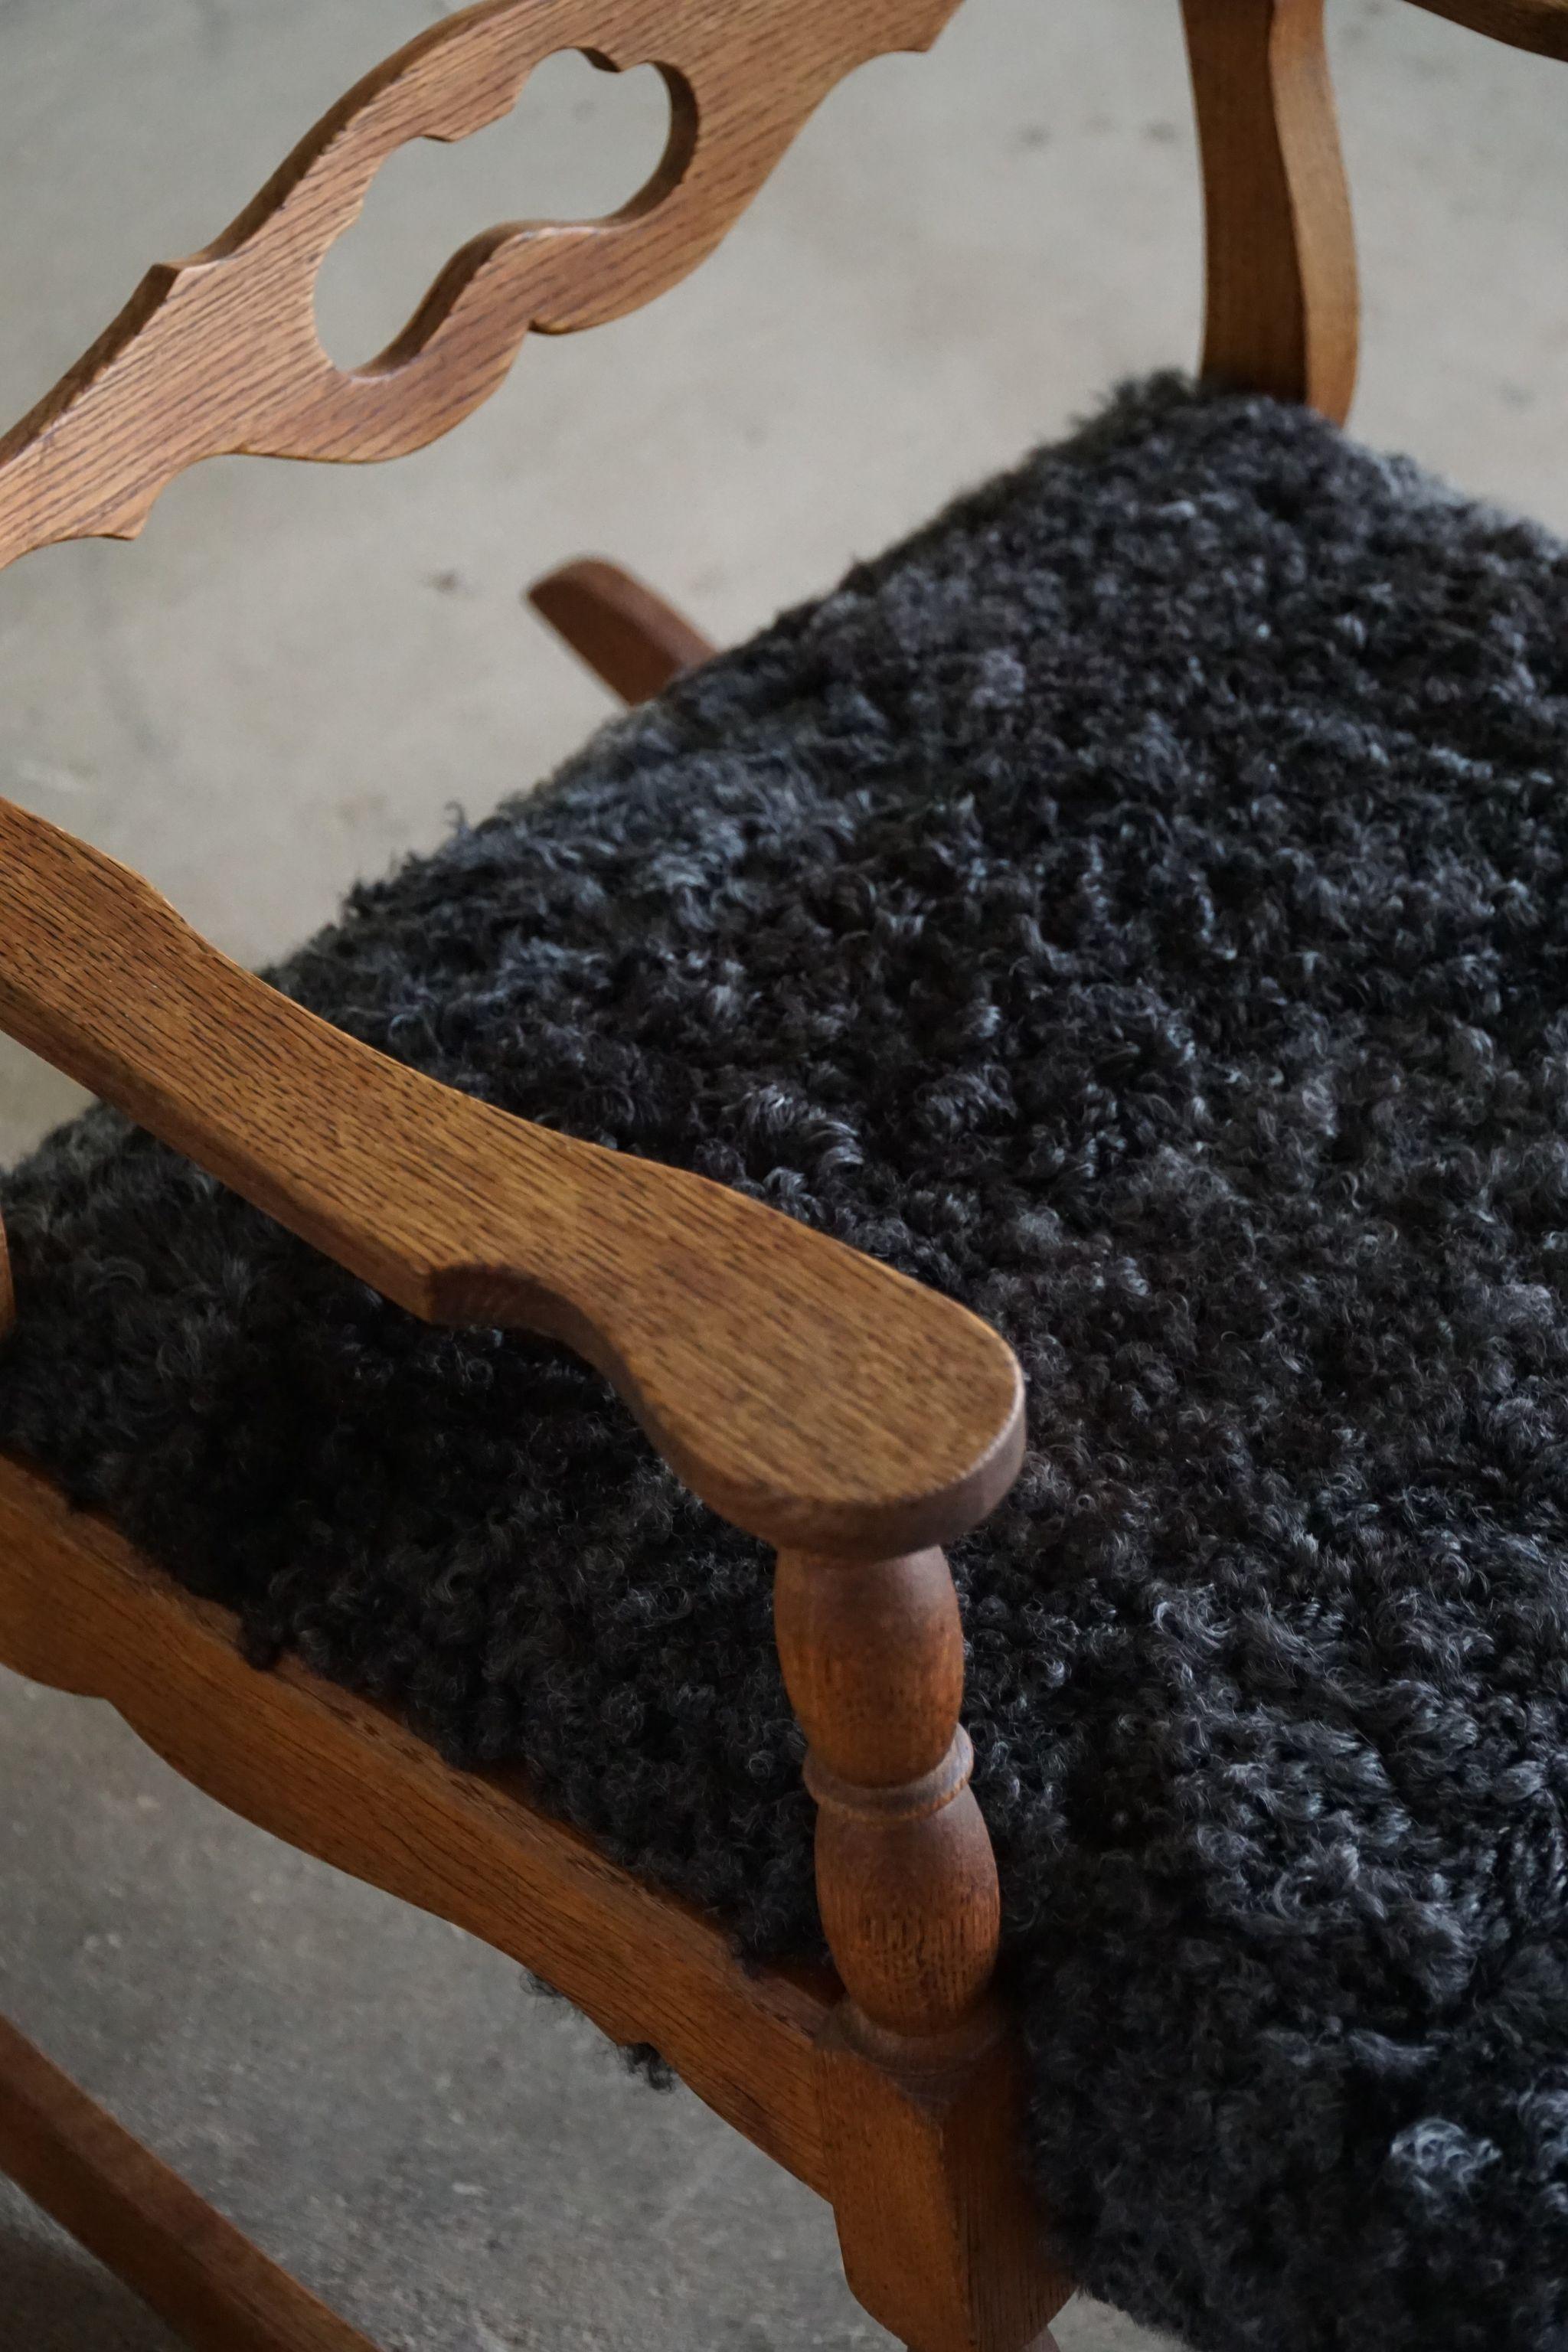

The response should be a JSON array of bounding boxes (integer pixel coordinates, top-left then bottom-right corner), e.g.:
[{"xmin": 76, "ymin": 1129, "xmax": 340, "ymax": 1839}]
[
  {"xmin": 775, "ymin": 1544, "xmax": 1066, "ymax": 2349},
  {"xmin": 776, "ymin": 1547, "xmax": 999, "ymax": 2040},
  {"xmin": 0, "ymin": 0, "xmax": 964, "ymax": 575},
  {"xmin": 0, "ymin": 795, "xmax": 1024, "ymax": 1557},
  {"xmin": 0, "ymin": 1445, "xmax": 1067, "ymax": 2350},
  {"xmin": 1403, "ymin": 0, "xmax": 1568, "ymax": 51},
  {"xmin": 0, "ymin": 1449, "xmax": 838, "ymax": 2197},
  {"xmin": 0, "ymin": 2014, "xmax": 381, "ymax": 2352},
  {"xmin": 815, "ymin": 2014, "xmax": 1073, "ymax": 2352},
  {"xmin": 1183, "ymin": 0, "xmax": 1358, "ymax": 424},
  {"xmin": 0, "ymin": 11, "xmax": 1072, "ymax": 2343},
  {"xmin": 528, "ymin": 557, "xmax": 718, "ymax": 702}
]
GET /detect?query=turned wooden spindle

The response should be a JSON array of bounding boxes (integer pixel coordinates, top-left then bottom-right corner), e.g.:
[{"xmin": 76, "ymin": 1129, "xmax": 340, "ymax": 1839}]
[
  {"xmin": 774, "ymin": 1545, "xmax": 1000, "ymax": 2044},
  {"xmin": 776, "ymin": 1546, "xmax": 1063, "ymax": 2352}
]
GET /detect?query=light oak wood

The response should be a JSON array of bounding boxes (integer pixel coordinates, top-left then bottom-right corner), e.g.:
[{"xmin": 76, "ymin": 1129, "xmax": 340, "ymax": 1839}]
[
  {"xmin": 0, "ymin": 784, "xmax": 1046, "ymax": 2350},
  {"xmin": 0, "ymin": 1447, "xmax": 1067, "ymax": 2352},
  {"xmin": 0, "ymin": 794, "xmax": 1024, "ymax": 1559},
  {"xmin": 5, "ymin": 0, "xmax": 1563, "ymax": 2338},
  {"xmin": 0, "ymin": 2014, "xmax": 381, "ymax": 2352},
  {"xmin": 0, "ymin": 0, "xmax": 964, "ymax": 576},
  {"xmin": 776, "ymin": 1547, "xmax": 999, "ymax": 2042},
  {"xmin": 0, "ymin": 1449, "xmax": 838, "ymax": 2197},
  {"xmin": 0, "ymin": 8, "xmax": 1069, "ymax": 2344},
  {"xmin": 1183, "ymin": 0, "xmax": 1358, "ymax": 424},
  {"xmin": 0, "ymin": 1449, "xmax": 1067, "ymax": 2352},
  {"xmin": 817, "ymin": 2014, "xmax": 1072, "ymax": 2352},
  {"xmin": 776, "ymin": 1541, "xmax": 1070, "ymax": 2350},
  {"xmin": 1404, "ymin": 0, "xmax": 1568, "ymax": 51},
  {"xmin": 529, "ymin": 557, "xmax": 718, "ymax": 701}
]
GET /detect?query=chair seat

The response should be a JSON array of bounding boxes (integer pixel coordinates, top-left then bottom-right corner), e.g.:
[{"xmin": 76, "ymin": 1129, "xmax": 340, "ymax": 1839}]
[{"xmin": 8, "ymin": 374, "xmax": 1568, "ymax": 2352}]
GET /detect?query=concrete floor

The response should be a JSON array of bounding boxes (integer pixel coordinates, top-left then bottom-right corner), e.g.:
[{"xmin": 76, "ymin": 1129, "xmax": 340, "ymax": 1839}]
[{"xmin": 1, "ymin": 1, "xmax": 1566, "ymax": 2344}]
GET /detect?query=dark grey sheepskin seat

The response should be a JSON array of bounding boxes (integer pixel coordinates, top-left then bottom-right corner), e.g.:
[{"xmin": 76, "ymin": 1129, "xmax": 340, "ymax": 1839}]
[{"xmin": 8, "ymin": 374, "xmax": 1568, "ymax": 2352}]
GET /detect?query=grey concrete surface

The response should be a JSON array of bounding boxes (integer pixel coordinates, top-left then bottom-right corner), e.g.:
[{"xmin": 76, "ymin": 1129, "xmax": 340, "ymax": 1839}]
[{"xmin": 0, "ymin": 0, "xmax": 1565, "ymax": 2344}]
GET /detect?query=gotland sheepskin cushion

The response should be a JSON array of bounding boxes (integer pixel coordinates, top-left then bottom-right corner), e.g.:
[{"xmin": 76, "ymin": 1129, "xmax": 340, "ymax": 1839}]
[{"xmin": 7, "ymin": 375, "xmax": 1568, "ymax": 2351}]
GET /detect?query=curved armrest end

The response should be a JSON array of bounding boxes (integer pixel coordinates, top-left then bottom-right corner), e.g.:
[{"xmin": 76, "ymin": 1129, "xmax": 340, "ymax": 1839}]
[{"xmin": 0, "ymin": 799, "xmax": 1024, "ymax": 1558}]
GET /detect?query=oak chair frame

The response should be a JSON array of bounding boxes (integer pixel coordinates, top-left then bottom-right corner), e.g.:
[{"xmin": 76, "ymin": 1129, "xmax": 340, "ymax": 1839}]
[{"xmin": 0, "ymin": 0, "xmax": 1558, "ymax": 2345}]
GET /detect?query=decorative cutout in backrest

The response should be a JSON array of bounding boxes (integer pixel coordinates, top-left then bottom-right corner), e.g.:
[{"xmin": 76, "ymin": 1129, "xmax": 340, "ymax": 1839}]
[
  {"xmin": 311, "ymin": 51, "xmax": 678, "ymax": 367},
  {"xmin": 0, "ymin": 0, "xmax": 963, "ymax": 576}
]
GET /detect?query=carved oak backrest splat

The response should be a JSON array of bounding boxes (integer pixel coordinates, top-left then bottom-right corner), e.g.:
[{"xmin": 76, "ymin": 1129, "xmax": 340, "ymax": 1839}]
[{"xmin": 0, "ymin": 0, "xmax": 962, "ymax": 575}]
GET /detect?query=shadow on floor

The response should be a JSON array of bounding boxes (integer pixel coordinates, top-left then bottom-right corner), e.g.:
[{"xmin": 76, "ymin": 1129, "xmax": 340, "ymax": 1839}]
[{"xmin": 0, "ymin": 2213, "xmax": 179, "ymax": 2352}]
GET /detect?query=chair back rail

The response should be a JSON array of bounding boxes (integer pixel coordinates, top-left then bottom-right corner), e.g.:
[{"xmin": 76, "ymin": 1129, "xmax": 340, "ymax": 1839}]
[
  {"xmin": 0, "ymin": 0, "xmax": 1560, "ymax": 550},
  {"xmin": 0, "ymin": 0, "xmax": 1560, "ymax": 559},
  {"xmin": 0, "ymin": 0, "xmax": 962, "ymax": 574}
]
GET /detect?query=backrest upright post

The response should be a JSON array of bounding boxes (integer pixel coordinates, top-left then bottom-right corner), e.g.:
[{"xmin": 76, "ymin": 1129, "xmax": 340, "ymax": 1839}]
[{"xmin": 1182, "ymin": 0, "xmax": 1359, "ymax": 423}]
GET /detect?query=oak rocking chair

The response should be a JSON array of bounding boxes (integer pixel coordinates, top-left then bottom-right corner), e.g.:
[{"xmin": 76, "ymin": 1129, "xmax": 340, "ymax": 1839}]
[{"xmin": 1, "ymin": 2, "xmax": 1565, "ymax": 2349}]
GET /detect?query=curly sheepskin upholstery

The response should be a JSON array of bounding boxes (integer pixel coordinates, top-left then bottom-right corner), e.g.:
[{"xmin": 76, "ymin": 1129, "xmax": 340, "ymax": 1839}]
[{"xmin": 8, "ymin": 375, "xmax": 1568, "ymax": 2351}]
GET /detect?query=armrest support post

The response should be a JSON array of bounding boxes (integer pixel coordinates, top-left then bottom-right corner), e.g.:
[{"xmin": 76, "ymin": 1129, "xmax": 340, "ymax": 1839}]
[
  {"xmin": 773, "ymin": 1545, "xmax": 998, "ymax": 2042},
  {"xmin": 776, "ymin": 1544, "xmax": 1069, "ymax": 2352}
]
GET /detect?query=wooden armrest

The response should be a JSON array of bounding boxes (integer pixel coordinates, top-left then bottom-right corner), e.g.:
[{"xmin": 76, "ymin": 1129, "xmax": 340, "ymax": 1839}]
[{"xmin": 0, "ymin": 799, "xmax": 1023, "ymax": 1557}]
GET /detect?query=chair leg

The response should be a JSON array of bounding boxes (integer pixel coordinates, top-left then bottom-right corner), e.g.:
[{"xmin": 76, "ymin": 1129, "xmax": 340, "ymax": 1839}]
[
  {"xmin": 816, "ymin": 2005, "xmax": 1073, "ymax": 2352},
  {"xmin": 526, "ymin": 557, "xmax": 717, "ymax": 705},
  {"xmin": 775, "ymin": 1545, "xmax": 1073, "ymax": 2351},
  {"xmin": 2, "ymin": 1994, "xmax": 1063, "ymax": 2352},
  {"xmin": 0, "ymin": 2012, "xmax": 378, "ymax": 2352}
]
